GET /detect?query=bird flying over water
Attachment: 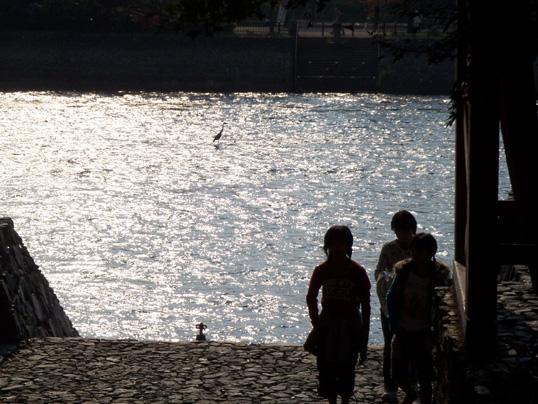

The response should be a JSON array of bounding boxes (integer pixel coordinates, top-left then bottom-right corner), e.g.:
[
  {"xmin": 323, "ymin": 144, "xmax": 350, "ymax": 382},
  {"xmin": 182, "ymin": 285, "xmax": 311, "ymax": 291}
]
[{"xmin": 213, "ymin": 122, "xmax": 226, "ymax": 142}]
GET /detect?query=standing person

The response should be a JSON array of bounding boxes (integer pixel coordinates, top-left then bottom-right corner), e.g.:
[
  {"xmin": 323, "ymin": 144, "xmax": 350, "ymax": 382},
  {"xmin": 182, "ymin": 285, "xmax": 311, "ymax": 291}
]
[
  {"xmin": 375, "ymin": 210, "xmax": 417, "ymax": 403},
  {"xmin": 306, "ymin": 225, "xmax": 371, "ymax": 404},
  {"xmin": 386, "ymin": 233, "xmax": 450, "ymax": 404}
]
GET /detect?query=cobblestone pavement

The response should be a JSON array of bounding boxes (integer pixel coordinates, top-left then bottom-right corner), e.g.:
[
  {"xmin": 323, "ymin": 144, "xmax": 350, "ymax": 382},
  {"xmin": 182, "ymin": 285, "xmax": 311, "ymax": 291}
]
[{"xmin": 0, "ymin": 339, "xmax": 390, "ymax": 403}]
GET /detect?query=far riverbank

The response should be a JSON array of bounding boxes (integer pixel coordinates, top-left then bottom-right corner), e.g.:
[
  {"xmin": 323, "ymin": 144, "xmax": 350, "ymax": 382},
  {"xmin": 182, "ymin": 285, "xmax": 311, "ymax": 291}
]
[{"xmin": 1, "ymin": 31, "xmax": 455, "ymax": 94}]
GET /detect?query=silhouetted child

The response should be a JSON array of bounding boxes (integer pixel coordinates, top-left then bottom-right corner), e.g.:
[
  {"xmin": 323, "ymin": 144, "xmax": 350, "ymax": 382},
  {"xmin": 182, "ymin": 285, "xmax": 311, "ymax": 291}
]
[
  {"xmin": 375, "ymin": 210, "xmax": 417, "ymax": 403},
  {"xmin": 306, "ymin": 225, "xmax": 371, "ymax": 404},
  {"xmin": 386, "ymin": 233, "xmax": 450, "ymax": 404}
]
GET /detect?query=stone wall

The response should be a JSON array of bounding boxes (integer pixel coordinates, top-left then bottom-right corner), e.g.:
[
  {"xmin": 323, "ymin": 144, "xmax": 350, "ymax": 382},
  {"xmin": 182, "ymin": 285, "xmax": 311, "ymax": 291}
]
[
  {"xmin": 0, "ymin": 32, "xmax": 294, "ymax": 92},
  {"xmin": 0, "ymin": 31, "xmax": 456, "ymax": 94},
  {"xmin": 433, "ymin": 286, "xmax": 466, "ymax": 404},
  {"xmin": 2, "ymin": 31, "xmax": 537, "ymax": 94},
  {"xmin": 377, "ymin": 52, "xmax": 454, "ymax": 95},
  {"xmin": 433, "ymin": 280, "xmax": 538, "ymax": 404},
  {"xmin": 0, "ymin": 218, "xmax": 78, "ymax": 342}
]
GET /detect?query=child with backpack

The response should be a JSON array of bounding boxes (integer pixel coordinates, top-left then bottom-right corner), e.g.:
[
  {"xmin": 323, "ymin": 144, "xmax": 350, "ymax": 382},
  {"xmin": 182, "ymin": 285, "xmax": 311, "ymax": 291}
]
[
  {"xmin": 375, "ymin": 210, "xmax": 417, "ymax": 402},
  {"xmin": 386, "ymin": 233, "xmax": 450, "ymax": 404}
]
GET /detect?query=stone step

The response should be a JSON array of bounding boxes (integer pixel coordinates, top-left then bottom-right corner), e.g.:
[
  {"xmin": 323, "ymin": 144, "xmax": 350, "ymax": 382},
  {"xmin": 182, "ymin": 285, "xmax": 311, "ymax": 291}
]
[{"xmin": 0, "ymin": 339, "xmax": 394, "ymax": 403}]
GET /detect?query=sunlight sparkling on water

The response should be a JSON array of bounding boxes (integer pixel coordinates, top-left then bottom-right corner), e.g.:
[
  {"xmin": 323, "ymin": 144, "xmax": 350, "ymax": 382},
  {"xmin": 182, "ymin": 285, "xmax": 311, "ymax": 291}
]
[{"xmin": 0, "ymin": 91, "xmax": 511, "ymax": 344}]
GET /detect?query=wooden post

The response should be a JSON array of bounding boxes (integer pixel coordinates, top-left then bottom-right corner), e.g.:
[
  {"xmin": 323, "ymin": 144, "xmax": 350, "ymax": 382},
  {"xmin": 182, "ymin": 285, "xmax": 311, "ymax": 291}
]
[
  {"xmin": 453, "ymin": 14, "xmax": 469, "ymax": 331},
  {"xmin": 497, "ymin": 0, "xmax": 538, "ymax": 293},
  {"xmin": 454, "ymin": 0, "xmax": 468, "ymax": 265},
  {"xmin": 463, "ymin": 0, "xmax": 500, "ymax": 357},
  {"xmin": 454, "ymin": 118, "xmax": 466, "ymax": 265},
  {"xmin": 455, "ymin": 0, "xmax": 538, "ymax": 356},
  {"xmin": 498, "ymin": 1, "xmax": 538, "ymax": 206}
]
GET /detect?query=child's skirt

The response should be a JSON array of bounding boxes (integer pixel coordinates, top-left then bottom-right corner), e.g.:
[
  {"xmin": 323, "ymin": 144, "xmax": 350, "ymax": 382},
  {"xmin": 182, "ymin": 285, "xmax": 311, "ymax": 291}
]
[{"xmin": 315, "ymin": 311, "xmax": 363, "ymax": 398}]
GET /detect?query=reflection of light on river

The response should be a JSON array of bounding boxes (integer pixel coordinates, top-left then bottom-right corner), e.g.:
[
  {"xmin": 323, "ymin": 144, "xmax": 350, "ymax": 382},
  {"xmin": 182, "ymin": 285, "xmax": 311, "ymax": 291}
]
[{"xmin": 0, "ymin": 92, "xmax": 512, "ymax": 344}]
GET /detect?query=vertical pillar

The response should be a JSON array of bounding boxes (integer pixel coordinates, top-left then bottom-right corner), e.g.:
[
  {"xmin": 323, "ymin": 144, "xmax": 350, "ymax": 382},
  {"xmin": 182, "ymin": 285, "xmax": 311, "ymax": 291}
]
[
  {"xmin": 454, "ymin": 120, "xmax": 466, "ymax": 265},
  {"xmin": 498, "ymin": 0, "xmax": 538, "ymax": 205},
  {"xmin": 498, "ymin": 0, "xmax": 538, "ymax": 293},
  {"xmin": 463, "ymin": 0, "xmax": 500, "ymax": 357},
  {"xmin": 454, "ymin": 0, "xmax": 468, "ymax": 265}
]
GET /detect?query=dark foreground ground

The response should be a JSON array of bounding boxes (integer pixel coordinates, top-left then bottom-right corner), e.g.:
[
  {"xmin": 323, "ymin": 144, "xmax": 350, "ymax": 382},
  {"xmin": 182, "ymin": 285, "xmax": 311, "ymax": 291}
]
[{"xmin": 0, "ymin": 339, "xmax": 393, "ymax": 403}]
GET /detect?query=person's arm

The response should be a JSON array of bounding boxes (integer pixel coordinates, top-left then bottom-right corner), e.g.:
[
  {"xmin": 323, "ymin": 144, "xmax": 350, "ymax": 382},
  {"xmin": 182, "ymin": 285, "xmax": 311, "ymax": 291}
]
[
  {"xmin": 360, "ymin": 298, "xmax": 371, "ymax": 359},
  {"xmin": 376, "ymin": 269, "xmax": 392, "ymax": 309},
  {"xmin": 386, "ymin": 272, "xmax": 401, "ymax": 332},
  {"xmin": 374, "ymin": 244, "xmax": 389, "ymax": 282},
  {"xmin": 306, "ymin": 267, "xmax": 322, "ymax": 328},
  {"xmin": 375, "ymin": 245, "xmax": 392, "ymax": 312},
  {"xmin": 358, "ymin": 270, "xmax": 371, "ymax": 361}
]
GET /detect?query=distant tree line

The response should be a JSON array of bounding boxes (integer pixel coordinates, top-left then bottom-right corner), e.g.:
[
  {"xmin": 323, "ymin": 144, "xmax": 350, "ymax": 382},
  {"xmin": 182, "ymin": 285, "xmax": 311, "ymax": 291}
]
[
  {"xmin": 0, "ymin": 0, "xmax": 452, "ymax": 34},
  {"xmin": 0, "ymin": 0, "xmax": 332, "ymax": 33},
  {"xmin": 0, "ymin": 0, "xmax": 135, "ymax": 32}
]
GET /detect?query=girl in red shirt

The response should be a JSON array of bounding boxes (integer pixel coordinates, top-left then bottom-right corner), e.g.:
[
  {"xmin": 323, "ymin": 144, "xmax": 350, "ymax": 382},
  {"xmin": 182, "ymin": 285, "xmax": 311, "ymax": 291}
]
[{"xmin": 306, "ymin": 225, "xmax": 371, "ymax": 404}]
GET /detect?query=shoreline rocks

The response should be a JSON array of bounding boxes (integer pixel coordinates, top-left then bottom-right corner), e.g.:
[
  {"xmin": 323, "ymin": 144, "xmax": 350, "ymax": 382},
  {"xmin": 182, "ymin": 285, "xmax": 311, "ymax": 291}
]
[{"xmin": 0, "ymin": 218, "xmax": 78, "ymax": 342}]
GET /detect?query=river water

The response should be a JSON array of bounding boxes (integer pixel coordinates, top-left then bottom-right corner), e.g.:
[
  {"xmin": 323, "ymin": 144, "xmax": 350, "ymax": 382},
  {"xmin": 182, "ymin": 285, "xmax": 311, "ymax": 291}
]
[{"xmin": 0, "ymin": 92, "xmax": 510, "ymax": 344}]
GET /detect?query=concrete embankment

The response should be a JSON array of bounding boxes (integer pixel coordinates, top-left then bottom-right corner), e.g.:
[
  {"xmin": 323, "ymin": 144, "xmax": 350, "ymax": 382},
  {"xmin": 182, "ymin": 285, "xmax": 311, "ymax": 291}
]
[
  {"xmin": 0, "ymin": 31, "xmax": 455, "ymax": 94},
  {"xmin": 0, "ymin": 338, "xmax": 389, "ymax": 403},
  {"xmin": 0, "ymin": 32, "xmax": 294, "ymax": 93}
]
